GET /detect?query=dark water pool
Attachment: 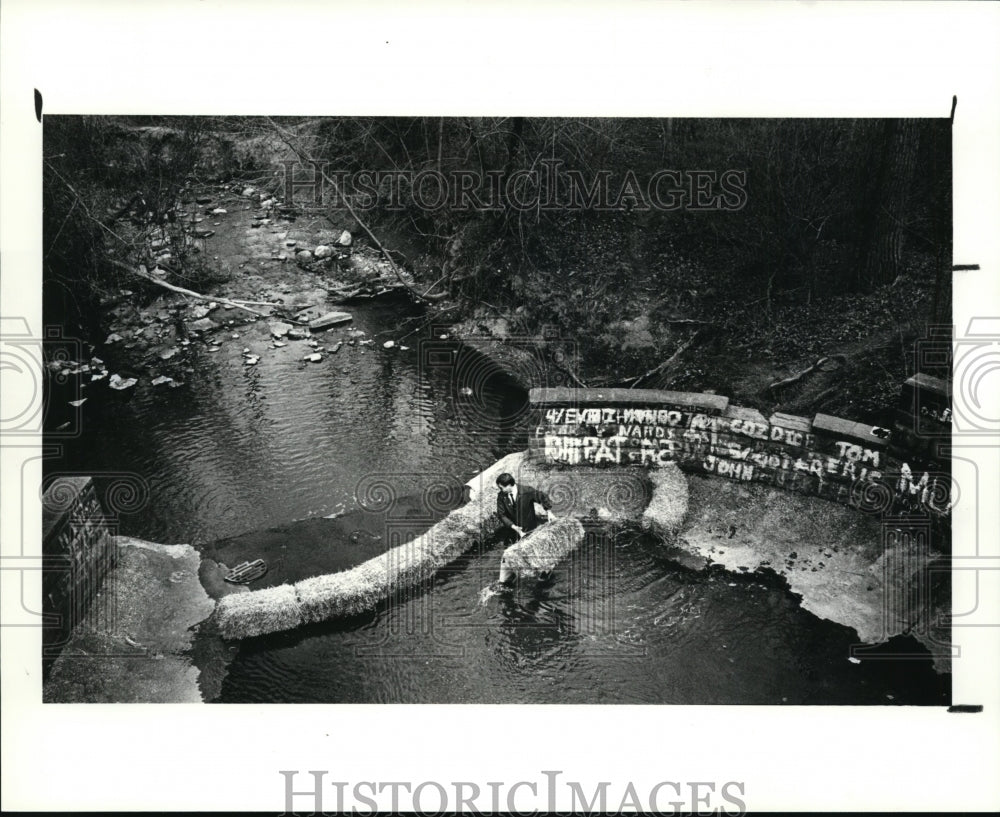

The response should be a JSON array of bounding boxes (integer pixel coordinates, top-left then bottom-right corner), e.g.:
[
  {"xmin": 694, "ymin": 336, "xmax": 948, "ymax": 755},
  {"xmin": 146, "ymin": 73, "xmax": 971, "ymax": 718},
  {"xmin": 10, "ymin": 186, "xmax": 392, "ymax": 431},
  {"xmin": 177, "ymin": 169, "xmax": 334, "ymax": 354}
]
[
  {"xmin": 218, "ymin": 524, "xmax": 947, "ymax": 704},
  {"xmin": 46, "ymin": 298, "xmax": 949, "ymax": 705}
]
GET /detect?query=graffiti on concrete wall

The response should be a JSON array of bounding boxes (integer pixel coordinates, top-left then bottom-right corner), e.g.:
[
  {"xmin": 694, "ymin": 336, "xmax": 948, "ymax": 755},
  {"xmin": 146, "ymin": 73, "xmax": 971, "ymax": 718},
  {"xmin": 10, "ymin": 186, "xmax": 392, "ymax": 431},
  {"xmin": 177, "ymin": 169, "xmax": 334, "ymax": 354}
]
[{"xmin": 533, "ymin": 396, "xmax": 949, "ymax": 516}]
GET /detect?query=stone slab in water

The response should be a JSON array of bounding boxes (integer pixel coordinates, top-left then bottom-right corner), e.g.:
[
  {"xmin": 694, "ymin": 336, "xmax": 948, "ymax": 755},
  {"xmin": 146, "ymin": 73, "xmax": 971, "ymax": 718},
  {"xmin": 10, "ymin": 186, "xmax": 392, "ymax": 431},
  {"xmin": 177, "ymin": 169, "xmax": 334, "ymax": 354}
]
[{"xmin": 309, "ymin": 311, "xmax": 353, "ymax": 330}]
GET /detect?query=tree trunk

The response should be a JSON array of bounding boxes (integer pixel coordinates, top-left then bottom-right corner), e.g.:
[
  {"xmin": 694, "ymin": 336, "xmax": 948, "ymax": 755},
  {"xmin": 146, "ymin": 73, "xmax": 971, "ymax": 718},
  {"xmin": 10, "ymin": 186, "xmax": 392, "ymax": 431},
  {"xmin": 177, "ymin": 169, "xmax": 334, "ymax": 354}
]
[{"xmin": 855, "ymin": 119, "xmax": 920, "ymax": 292}]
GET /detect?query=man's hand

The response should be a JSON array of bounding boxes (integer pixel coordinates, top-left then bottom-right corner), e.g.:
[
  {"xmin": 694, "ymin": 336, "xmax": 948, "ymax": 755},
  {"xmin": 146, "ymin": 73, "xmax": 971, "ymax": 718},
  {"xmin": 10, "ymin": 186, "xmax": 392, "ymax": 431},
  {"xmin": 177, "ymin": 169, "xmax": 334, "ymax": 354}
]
[{"xmin": 512, "ymin": 525, "xmax": 524, "ymax": 539}]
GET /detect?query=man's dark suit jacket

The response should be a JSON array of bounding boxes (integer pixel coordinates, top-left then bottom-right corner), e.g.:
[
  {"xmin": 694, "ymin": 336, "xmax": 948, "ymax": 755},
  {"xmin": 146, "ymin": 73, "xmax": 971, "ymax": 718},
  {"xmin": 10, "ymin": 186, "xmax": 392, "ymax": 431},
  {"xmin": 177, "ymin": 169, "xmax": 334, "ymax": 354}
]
[{"xmin": 496, "ymin": 484, "xmax": 551, "ymax": 533}]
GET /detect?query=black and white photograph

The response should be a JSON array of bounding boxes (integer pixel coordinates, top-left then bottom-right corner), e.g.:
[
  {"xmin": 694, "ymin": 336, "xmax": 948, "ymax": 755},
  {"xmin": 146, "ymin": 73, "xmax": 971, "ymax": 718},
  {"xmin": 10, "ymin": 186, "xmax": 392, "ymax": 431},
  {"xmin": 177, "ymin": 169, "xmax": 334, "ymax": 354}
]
[
  {"xmin": 3, "ymin": 1, "xmax": 999, "ymax": 814},
  {"xmin": 37, "ymin": 114, "xmax": 954, "ymax": 707}
]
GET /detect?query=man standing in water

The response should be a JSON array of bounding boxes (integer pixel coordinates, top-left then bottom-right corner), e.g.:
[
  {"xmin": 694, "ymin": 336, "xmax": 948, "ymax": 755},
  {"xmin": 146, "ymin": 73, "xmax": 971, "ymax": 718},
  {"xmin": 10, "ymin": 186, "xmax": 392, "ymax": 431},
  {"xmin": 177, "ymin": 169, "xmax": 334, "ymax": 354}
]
[
  {"xmin": 495, "ymin": 473, "xmax": 559, "ymax": 585},
  {"xmin": 495, "ymin": 472, "xmax": 552, "ymax": 543}
]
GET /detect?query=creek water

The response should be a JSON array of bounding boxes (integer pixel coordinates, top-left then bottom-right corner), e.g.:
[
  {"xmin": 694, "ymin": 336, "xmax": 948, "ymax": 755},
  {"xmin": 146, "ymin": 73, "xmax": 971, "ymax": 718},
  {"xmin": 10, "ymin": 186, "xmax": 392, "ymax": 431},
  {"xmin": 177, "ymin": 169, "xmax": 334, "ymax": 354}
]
[{"xmin": 47, "ymin": 297, "xmax": 948, "ymax": 705}]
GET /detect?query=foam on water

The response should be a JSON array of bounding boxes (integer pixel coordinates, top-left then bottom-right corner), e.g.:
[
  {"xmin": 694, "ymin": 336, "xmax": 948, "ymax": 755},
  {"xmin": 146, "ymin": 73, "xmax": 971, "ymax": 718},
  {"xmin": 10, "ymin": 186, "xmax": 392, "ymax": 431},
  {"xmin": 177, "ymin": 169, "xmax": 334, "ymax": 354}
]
[{"xmin": 478, "ymin": 581, "xmax": 510, "ymax": 606}]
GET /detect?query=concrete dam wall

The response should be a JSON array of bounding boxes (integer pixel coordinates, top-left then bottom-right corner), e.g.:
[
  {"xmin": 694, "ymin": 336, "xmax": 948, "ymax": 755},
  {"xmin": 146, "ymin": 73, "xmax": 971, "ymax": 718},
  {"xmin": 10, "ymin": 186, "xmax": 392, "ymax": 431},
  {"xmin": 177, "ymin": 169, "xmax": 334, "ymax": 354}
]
[{"xmin": 528, "ymin": 373, "xmax": 951, "ymax": 517}]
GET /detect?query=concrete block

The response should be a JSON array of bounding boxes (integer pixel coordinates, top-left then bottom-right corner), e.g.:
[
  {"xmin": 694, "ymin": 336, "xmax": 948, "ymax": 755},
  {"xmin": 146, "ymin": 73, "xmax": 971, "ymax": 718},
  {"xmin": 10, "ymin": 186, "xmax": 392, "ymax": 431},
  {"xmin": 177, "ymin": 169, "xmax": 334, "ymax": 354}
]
[
  {"xmin": 768, "ymin": 412, "xmax": 815, "ymax": 448},
  {"xmin": 811, "ymin": 414, "xmax": 891, "ymax": 467},
  {"xmin": 899, "ymin": 373, "xmax": 950, "ymax": 419},
  {"xmin": 529, "ymin": 387, "xmax": 729, "ymax": 414}
]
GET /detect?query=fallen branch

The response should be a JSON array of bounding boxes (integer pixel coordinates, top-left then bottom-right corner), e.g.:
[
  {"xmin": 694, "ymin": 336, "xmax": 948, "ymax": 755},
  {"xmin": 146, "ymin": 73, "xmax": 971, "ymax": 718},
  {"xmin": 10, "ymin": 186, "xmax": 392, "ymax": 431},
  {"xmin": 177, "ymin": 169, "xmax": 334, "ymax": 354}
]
[
  {"xmin": 766, "ymin": 354, "xmax": 847, "ymax": 394},
  {"xmin": 111, "ymin": 260, "xmax": 271, "ymax": 317},
  {"xmin": 628, "ymin": 331, "xmax": 702, "ymax": 389},
  {"xmin": 328, "ymin": 281, "xmax": 407, "ymax": 304},
  {"xmin": 663, "ymin": 317, "xmax": 712, "ymax": 326}
]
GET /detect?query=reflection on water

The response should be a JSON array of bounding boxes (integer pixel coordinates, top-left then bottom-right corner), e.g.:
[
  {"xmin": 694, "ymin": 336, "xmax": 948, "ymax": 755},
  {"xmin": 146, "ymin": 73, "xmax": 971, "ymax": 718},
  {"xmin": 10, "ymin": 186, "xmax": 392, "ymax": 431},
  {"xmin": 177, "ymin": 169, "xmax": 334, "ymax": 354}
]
[{"xmin": 49, "ymin": 297, "xmax": 525, "ymax": 546}]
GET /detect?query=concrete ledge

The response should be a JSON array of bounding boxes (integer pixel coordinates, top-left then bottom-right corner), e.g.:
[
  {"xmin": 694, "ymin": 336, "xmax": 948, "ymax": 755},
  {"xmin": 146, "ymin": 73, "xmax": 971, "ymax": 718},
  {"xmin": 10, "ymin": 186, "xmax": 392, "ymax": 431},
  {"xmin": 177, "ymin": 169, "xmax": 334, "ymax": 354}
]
[
  {"xmin": 812, "ymin": 413, "xmax": 891, "ymax": 450},
  {"xmin": 530, "ymin": 387, "xmax": 729, "ymax": 414},
  {"xmin": 43, "ymin": 537, "xmax": 214, "ymax": 703},
  {"xmin": 675, "ymin": 475, "xmax": 947, "ymax": 663}
]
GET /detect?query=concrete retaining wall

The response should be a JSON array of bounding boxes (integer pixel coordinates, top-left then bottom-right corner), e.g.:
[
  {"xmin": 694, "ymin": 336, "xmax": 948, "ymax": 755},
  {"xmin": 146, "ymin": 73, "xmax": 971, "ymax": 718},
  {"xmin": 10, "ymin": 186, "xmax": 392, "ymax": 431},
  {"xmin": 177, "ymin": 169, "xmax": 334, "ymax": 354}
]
[
  {"xmin": 528, "ymin": 375, "xmax": 951, "ymax": 516},
  {"xmin": 42, "ymin": 477, "xmax": 117, "ymax": 653}
]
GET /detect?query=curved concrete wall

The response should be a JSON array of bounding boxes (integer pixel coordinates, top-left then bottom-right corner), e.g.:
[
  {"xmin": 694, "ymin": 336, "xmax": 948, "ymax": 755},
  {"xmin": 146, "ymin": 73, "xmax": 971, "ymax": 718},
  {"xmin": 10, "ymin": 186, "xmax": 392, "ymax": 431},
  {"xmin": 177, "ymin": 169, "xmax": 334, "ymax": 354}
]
[{"xmin": 528, "ymin": 375, "xmax": 951, "ymax": 517}]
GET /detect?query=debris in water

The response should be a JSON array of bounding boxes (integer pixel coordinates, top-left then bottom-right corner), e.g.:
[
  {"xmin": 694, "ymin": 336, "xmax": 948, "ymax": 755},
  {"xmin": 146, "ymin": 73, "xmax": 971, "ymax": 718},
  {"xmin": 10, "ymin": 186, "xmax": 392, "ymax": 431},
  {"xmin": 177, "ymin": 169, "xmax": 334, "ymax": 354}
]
[
  {"xmin": 108, "ymin": 374, "xmax": 137, "ymax": 390},
  {"xmin": 308, "ymin": 311, "xmax": 353, "ymax": 330},
  {"xmin": 206, "ymin": 345, "xmax": 221, "ymax": 352},
  {"xmin": 304, "ymin": 353, "xmax": 322, "ymax": 362},
  {"xmin": 105, "ymin": 333, "xmax": 124, "ymax": 344},
  {"xmin": 189, "ymin": 318, "xmax": 218, "ymax": 333},
  {"xmin": 848, "ymin": 657, "xmax": 861, "ymax": 664},
  {"xmin": 244, "ymin": 355, "xmax": 260, "ymax": 365},
  {"xmin": 211, "ymin": 208, "xmax": 227, "ymax": 215},
  {"xmin": 151, "ymin": 376, "xmax": 174, "ymax": 386},
  {"xmin": 383, "ymin": 340, "xmax": 395, "ymax": 349},
  {"xmin": 272, "ymin": 341, "xmax": 287, "ymax": 348},
  {"xmin": 478, "ymin": 582, "xmax": 510, "ymax": 606},
  {"xmin": 68, "ymin": 398, "xmax": 87, "ymax": 407}
]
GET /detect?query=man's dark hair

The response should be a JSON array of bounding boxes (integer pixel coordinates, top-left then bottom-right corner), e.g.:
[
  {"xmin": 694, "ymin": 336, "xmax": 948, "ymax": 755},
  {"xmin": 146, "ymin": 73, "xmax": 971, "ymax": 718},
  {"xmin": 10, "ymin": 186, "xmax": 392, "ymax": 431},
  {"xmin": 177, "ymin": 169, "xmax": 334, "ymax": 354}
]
[{"xmin": 496, "ymin": 473, "xmax": 516, "ymax": 487}]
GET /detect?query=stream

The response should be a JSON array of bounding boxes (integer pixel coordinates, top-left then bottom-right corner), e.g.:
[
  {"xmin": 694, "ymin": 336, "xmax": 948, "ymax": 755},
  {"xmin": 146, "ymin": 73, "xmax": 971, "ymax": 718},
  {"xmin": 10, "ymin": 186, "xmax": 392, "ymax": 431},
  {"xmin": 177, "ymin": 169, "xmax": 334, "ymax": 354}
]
[{"xmin": 43, "ymin": 185, "xmax": 949, "ymax": 705}]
